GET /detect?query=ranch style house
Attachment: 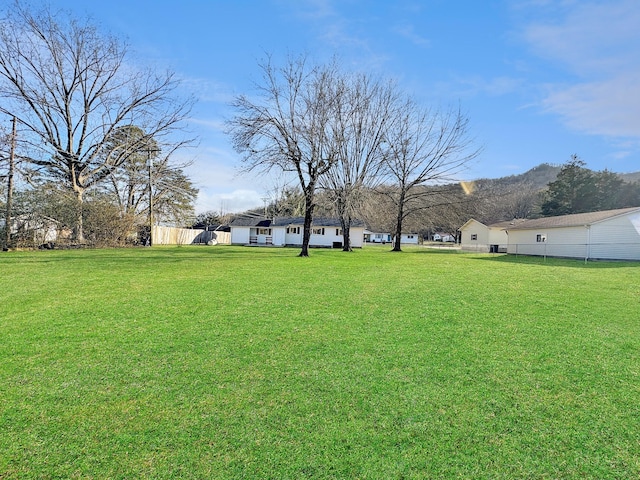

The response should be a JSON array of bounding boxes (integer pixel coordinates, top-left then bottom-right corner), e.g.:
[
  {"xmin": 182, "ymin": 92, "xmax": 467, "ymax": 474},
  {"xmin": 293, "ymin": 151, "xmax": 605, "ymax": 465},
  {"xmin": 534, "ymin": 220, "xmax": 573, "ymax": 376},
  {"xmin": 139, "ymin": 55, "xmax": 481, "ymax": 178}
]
[{"xmin": 229, "ymin": 216, "xmax": 366, "ymax": 248}]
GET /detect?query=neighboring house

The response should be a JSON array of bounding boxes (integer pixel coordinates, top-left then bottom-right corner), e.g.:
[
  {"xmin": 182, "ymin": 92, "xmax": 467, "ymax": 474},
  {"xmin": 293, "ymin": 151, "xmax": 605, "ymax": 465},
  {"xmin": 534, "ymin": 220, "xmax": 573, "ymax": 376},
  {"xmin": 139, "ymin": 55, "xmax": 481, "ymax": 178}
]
[
  {"xmin": 432, "ymin": 232, "xmax": 455, "ymax": 243},
  {"xmin": 504, "ymin": 207, "xmax": 640, "ymax": 261},
  {"xmin": 364, "ymin": 231, "xmax": 392, "ymax": 244},
  {"xmin": 2, "ymin": 214, "xmax": 62, "ymax": 246},
  {"xmin": 229, "ymin": 216, "xmax": 365, "ymax": 248},
  {"xmin": 459, "ymin": 218, "xmax": 525, "ymax": 252}
]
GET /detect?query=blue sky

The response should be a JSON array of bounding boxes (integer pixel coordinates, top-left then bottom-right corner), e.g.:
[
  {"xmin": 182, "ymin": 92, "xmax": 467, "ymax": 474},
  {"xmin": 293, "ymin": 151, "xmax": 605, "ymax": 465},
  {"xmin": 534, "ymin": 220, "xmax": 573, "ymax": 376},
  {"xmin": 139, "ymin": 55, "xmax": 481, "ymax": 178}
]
[{"xmin": 51, "ymin": 0, "xmax": 640, "ymax": 213}]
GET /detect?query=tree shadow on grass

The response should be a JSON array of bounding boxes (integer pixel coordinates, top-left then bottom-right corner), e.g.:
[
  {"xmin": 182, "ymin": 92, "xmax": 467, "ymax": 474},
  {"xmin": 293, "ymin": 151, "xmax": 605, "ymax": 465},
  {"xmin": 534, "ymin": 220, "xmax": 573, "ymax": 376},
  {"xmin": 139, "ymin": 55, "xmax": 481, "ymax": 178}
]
[
  {"xmin": 401, "ymin": 247, "xmax": 462, "ymax": 255},
  {"xmin": 468, "ymin": 253, "xmax": 640, "ymax": 269}
]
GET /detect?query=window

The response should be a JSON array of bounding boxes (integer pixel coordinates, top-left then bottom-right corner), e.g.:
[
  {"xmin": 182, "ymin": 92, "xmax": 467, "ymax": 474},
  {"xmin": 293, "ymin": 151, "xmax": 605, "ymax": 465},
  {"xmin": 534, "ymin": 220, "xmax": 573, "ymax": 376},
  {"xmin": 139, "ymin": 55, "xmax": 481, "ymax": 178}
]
[
  {"xmin": 470, "ymin": 234, "xmax": 478, "ymax": 241},
  {"xmin": 258, "ymin": 228, "xmax": 271, "ymax": 235},
  {"xmin": 312, "ymin": 227, "xmax": 325, "ymax": 235},
  {"xmin": 286, "ymin": 227, "xmax": 300, "ymax": 234},
  {"xmin": 536, "ymin": 234, "xmax": 546, "ymax": 243},
  {"xmin": 336, "ymin": 228, "xmax": 342, "ymax": 236}
]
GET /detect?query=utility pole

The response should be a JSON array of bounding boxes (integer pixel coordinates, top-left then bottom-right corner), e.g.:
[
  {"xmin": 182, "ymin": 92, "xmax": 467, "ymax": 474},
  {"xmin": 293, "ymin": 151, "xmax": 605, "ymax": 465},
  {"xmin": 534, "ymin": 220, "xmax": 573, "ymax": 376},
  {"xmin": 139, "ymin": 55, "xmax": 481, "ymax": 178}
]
[
  {"xmin": 3, "ymin": 116, "xmax": 16, "ymax": 250},
  {"xmin": 148, "ymin": 152, "xmax": 153, "ymax": 246}
]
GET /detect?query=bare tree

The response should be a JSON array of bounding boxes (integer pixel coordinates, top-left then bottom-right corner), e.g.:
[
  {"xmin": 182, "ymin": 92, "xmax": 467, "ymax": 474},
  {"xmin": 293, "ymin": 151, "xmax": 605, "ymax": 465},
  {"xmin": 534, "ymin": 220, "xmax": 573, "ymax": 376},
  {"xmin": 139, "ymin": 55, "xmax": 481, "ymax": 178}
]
[
  {"xmin": 380, "ymin": 100, "xmax": 479, "ymax": 252},
  {"xmin": 229, "ymin": 55, "xmax": 341, "ymax": 256},
  {"xmin": 320, "ymin": 74, "xmax": 400, "ymax": 251},
  {"xmin": 0, "ymin": 2, "xmax": 192, "ymax": 241}
]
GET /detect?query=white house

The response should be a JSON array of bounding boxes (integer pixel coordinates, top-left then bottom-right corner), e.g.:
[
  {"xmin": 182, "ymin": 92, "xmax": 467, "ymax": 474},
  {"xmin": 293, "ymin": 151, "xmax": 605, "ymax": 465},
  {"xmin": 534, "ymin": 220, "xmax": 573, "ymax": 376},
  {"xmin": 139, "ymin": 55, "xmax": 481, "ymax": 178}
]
[
  {"xmin": 1, "ymin": 214, "xmax": 62, "ymax": 247},
  {"xmin": 458, "ymin": 219, "xmax": 525, "ymax": 252},
  {"xmin": 504, "ymin": 207, "xmax": 640, "ymax": 261},
  {"xmin": 364, "ymin": 231, "xmax": 392, "ymax": 244},
  {"xmin": 229, "ymin": 216, "xmax": 365, "ymax": 248},
  {"xmin": 432, "ymin": 232, "xmax": 455, "ymax": 242}
]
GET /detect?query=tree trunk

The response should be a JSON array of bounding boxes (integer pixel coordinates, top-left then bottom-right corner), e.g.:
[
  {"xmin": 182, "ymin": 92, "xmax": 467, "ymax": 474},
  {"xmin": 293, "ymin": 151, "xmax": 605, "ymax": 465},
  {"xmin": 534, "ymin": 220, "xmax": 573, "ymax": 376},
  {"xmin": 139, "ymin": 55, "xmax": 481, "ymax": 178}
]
[
  {"xmin": 391, "ymin": 190, "xmax": 405, "ymax": 252},
  {"xmin": 73, "ymin": 187, "xmax": 85, "ymax": 243},
  {"xmin": 299, "ymin": 187, "xmax": 315, "ymax": 257},
  {"xmin": 341, "ymin": 218, "xmax": 352, "ymax": 252}
]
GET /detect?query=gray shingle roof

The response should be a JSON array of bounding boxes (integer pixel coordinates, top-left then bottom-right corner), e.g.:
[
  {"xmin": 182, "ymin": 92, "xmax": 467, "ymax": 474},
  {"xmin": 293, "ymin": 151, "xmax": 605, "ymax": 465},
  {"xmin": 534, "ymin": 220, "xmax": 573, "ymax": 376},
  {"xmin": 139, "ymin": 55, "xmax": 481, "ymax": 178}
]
[
  {"xmin": 229, "ymin": 217, "xmax": 271, "ymax": 227},
  {"xmin": 272, "ymin": 216, "xmax": 365, "ymax": 227},
  {"xmin": 488, "ymin": 219, "xmax": 528, "ymax": 229},
  {"xmin": 506, "ymin": 207, "xmax": 640, "ymax": 230},
  {"xmin": 230, "ymin": 216, "xmax": 365, "ymax": 228}
]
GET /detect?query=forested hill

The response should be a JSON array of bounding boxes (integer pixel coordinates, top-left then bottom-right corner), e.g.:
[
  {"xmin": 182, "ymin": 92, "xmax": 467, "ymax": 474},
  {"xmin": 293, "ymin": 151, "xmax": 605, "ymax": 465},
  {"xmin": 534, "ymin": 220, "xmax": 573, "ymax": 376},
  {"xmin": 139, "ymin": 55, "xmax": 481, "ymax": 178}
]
[
  {"xmin": 476, "ymin": 162, "xmax": 640, "ymax": 189},
  {"xmin": 474, "ymin": 163, "xmax": 561, "ymax": 190}
]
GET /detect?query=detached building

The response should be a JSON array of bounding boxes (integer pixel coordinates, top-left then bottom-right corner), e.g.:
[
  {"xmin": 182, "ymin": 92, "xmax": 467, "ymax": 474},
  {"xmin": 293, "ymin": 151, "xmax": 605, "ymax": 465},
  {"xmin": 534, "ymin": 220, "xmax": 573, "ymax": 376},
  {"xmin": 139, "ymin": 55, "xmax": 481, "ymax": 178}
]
[
  {"xmin": 504, "ymin": 207, "xmax": 640, "ymax": 261},
  {"xmin": 459, "ymin": 219, "xmax": 526, "ymax": 253}
]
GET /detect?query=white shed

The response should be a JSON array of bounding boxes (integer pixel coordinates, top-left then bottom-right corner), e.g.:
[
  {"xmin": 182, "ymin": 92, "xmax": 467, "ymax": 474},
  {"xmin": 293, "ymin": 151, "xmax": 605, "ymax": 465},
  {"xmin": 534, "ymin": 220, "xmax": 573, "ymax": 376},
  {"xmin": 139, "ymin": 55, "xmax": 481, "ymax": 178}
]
[{"xmin": 505, "ymin": 207, "xmax": 640, "ymax": 261}]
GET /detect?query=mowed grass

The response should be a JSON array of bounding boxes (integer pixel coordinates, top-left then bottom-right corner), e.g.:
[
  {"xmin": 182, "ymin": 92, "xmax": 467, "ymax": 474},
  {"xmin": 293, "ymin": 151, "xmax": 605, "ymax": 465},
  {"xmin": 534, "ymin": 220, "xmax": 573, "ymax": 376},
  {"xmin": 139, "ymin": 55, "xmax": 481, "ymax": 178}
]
[{"xmin": 1, "ymin": 246, "xmax": 639, "ymax": 479}]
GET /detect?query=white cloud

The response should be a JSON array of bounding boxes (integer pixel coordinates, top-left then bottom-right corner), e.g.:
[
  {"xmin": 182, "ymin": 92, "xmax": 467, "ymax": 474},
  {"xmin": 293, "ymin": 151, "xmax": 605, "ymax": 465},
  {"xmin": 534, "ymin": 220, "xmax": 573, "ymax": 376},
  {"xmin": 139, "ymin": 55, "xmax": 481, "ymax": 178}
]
[
  {"xmin": 194, "ymin": 188, "xmax": 264, "ymax": 214},
  {"xmin": 188, "ymin": 117, "xmax": 227, "ymax": 134},
  {"xmin": 392, "ymin": 23, "xmax": 430, "ymax": 47},
  {"xmin": 447, "ymin": 75, "xmax": 525, "ymax": 98},
  {"xmin": 520, "ymin": 0, "xmax": 640, "ymax": 140},
  {"xmin": 178, "ymin": 76, "xmax": 235, "ymax": 104},
  {"xmin": 542, "ymin": 74, "xmax": 640, "ymax": 138},
  {"xmin": 184, "ymin": 146, "xmax": 275, "ymax": 213}
]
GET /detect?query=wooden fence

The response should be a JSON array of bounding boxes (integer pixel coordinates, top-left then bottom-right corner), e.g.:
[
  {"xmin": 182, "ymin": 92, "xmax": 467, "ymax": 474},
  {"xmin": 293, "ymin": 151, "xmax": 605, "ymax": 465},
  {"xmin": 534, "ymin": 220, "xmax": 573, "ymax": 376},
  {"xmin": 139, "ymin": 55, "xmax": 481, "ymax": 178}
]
[{"xmin": 152, "ymin": 226, "xmax": 230, "ymax": 245}]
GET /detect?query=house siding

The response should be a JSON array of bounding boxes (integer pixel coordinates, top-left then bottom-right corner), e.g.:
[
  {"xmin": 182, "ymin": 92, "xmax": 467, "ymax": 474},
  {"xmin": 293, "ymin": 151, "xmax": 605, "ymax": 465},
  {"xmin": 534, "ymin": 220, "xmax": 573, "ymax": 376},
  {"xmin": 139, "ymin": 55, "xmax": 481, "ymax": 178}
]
[
  {"xmin": 507, "ymin": 226, "xmax": 589, "ymax": 258},
  {"xmin": 505, "ymin": 211, "xmax": 640, "ymax": 260},
  {"xmin": 272, "ymin": 227, "xmax": 286, "ymax": 246},
  {"xmin": 231, "ymin": 226, "xmax": 250, "ymax": 245},
  {"xmin": 401, "ymin": 233, "xmax": 419, "ymax": 244},
  {"xmin": 589, "ymin": 213, "xmax": 640, "ymax": 260},
  {"xmin": 308, "ymin": 227, "xmax": 364, "ymax": 248},
  {"xmin": 487, "ymin": 229, "xmax": 508, "ymax": 247},
  {"xmin": 460, "ymin": 220, "xmax": 490, "ymax": 251}
]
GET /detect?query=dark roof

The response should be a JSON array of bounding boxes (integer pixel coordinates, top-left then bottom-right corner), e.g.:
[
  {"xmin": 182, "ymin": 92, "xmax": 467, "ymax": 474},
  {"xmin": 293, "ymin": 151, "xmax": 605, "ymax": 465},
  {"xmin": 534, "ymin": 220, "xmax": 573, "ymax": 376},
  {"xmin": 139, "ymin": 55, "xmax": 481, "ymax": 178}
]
[
  {"xmin": 230, "ymin": 216, "xmax": 366, "ymax": 228},
  {"xmin": 271, "ymin": 216, "xmax": 365, "ymax": 228},
  {"xmin": 507, "ymin": 207, "xmax": 640, "ymax": 230},
  {"xmin": 229, "ymin": 217, "xmax": 272, "ymax": 227}
]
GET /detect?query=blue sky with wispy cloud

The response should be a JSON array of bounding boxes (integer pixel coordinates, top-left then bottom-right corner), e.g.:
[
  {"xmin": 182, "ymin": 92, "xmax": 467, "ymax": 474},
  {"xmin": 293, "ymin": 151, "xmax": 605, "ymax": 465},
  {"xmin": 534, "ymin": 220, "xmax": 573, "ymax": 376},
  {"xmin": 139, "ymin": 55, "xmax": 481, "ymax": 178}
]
[{"xmin": 48, "ymin": 0, "xmax": 640, "ymax": 213}]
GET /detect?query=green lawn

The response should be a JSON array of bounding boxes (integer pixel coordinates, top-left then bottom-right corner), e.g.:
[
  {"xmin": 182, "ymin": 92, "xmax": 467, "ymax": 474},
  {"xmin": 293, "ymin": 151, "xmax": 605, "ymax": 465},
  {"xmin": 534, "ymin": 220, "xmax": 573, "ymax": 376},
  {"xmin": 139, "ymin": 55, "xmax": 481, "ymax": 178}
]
[{"xmin": 1, "ymin": 246, "xmax": 639, "ymax": 479}]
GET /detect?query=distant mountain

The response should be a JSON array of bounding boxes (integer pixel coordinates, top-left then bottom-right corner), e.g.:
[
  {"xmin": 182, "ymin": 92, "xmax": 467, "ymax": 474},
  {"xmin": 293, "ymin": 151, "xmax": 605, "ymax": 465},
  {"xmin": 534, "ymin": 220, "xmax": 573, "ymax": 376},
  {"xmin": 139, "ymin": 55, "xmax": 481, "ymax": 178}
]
[
  {"xmin": 477, "ymin": 163, "xmax": 640, "ymax": 189},
  {"xmin": 620, "ymin": 171, "xmax": 640, "ymax": 183},
  {"xmin": 476, "ymin": 163, "xmax": 561, "ymax": 189}
]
